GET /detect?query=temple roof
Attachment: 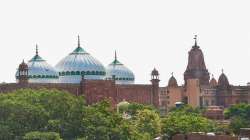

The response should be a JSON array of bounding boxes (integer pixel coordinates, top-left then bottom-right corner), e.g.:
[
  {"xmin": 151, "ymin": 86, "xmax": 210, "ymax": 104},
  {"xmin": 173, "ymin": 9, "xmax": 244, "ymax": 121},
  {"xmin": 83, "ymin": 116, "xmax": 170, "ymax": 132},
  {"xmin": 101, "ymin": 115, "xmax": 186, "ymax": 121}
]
[
  {"xmin": 218, "ymin": 70, "xmax": 230, "ymax": 87},
  {"xmin": 168, "ymin": 73, "xmax": 178, "ymax": 87}
]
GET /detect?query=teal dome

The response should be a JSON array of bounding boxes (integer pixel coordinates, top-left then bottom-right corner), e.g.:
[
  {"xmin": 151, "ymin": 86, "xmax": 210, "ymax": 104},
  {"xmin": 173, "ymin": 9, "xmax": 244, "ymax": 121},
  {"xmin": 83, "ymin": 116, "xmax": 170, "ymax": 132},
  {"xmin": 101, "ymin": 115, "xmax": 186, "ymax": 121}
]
[
  {"xmin": 55, "ymin": 36, "xmax": 106, "ymax": 83},
  {"xmin": 106, "ymin": 52, "xmax": 135, "ymax": 84},
  {"xmin": 15, "ymin": 45, "xmax": 58, "ymax": 83}
]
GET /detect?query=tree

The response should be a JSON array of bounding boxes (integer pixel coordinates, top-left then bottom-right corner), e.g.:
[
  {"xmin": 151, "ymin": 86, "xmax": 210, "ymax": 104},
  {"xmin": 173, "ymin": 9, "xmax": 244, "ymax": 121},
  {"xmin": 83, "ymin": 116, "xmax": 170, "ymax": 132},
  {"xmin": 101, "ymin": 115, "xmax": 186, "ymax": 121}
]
[
  {"xmin": 126, "ymin": 103, "xmax": 157, "ymax": 116},
  {"xmin": 134, "ymin": 109, "xmax": 161, "ymax": 139},
  {"xmin": 81, "ymin": 100, "xmax": 148, "ymax": 140},
  {"xmin": 23, "ymin": 131, "xmax": 62, "ymax": 140},
  {"xmin": 224, "ymin": 103, "xmax": 250, "ymax": 134},
  {"xmin": 0, "ymin": 89, "xmax": 86, "ymax": 139},
  {"xmin": 161, "ymin": 105, "xmax": 218, "ymax": 138}
]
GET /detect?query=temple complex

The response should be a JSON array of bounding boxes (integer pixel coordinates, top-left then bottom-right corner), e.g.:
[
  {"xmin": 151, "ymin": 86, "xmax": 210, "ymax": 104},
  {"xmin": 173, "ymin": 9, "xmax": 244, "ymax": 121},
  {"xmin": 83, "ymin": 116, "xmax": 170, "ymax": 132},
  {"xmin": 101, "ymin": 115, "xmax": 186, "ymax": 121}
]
[{"xmin": 0, "ymin": 35, "xmax": 249, "ymax": 114}]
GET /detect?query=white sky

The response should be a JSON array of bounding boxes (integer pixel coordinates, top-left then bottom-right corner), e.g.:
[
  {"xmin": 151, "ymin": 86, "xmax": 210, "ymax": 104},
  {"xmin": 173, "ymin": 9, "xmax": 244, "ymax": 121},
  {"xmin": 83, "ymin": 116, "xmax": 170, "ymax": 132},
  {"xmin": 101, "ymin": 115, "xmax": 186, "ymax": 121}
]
[{"xmin": 1, "ymin": 0, "xmax": 250, "ymax": 86}]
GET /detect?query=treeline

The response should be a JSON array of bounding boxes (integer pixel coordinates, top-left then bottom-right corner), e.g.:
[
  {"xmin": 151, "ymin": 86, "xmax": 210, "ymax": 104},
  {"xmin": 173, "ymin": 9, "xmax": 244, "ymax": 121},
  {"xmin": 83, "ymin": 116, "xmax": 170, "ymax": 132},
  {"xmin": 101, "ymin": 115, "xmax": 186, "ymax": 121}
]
[{"xmin": 0, "ymin": 89, "xmax": 248, "ymax": 140}]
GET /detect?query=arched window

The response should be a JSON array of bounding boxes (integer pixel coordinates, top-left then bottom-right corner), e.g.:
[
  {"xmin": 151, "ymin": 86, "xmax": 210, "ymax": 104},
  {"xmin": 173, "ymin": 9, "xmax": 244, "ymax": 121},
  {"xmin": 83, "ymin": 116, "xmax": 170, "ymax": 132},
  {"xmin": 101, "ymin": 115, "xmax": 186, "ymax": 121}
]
[
  {"xmin": 86, "ymin": 71, "xmax": 90, "ymax": 75},
  {"xmin": 76, "ymin": 71, "xmax": 80, "ymax": 75},
  {"xmin": 91, "ymin": 71, "xmax": 95, "ymax": 75},
  {"xmin": 62, "ymin": 72, "xmax": 65, "ymax": 76},
  {"xmin": 81, "ymin": 71, "xmax": 85, "ymax": 75},
  {"xmin": 96, "ymin": 71, "xmax": 99, "ymax": 75},
  {"xmin": 71, "ymin": 71, "xmax": 76, "ymax": 75},
  {"xmin": 66, "ymin": 71, "xmax": 70, "ymax": 75}
]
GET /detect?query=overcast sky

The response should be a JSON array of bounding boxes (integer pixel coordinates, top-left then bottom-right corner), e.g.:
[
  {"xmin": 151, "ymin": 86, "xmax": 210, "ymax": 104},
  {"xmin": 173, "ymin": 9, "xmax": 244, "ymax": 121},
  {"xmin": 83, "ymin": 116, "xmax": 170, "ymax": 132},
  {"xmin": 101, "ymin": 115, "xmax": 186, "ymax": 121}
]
[{"xmin": 0, "ymin": 0, "xmax": 250, "ymax": 86}]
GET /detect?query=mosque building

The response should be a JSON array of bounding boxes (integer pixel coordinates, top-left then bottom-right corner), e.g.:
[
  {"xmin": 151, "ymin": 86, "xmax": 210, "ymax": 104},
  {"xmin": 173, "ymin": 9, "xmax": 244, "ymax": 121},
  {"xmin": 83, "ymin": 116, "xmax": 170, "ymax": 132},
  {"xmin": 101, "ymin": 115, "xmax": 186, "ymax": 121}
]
[{"xmin": 1, "ymin": 35, "xmax": 250, "ymax": 114}]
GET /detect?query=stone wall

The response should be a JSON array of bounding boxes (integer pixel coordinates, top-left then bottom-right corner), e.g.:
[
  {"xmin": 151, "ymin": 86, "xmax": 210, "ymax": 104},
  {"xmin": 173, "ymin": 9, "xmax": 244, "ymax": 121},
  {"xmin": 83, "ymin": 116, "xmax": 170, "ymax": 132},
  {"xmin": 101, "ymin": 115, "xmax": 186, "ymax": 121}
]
[
  {"xmin": 83, "ymin": 80, "xmax": 154, "ymax": 105},
  {"xmin": 116, "ymin": 84, "xmax": 152, "ymax": 105},
  {"xmin": 0, "ymin": 80, "xmax": 157, "ymax": 107},
  {"xmin": 0, "ymin": 83, "xmax": 80, "ymax": 95}
]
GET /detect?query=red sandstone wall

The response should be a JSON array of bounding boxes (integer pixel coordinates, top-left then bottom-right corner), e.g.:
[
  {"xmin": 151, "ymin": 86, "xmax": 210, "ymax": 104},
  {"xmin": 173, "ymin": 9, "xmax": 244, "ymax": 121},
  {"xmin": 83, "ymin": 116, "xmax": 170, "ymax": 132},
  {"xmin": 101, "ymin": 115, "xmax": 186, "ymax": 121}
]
[
  {"xmin": 84, "ymin": 80, "xmax": 117, "ymax": 105},
  {"xmin": 0, "ymin": 83, "xmax": 80, "ymax": 95},
  {"xmin": 83, "ymin": 80, "xmax": 154, "ymax": 105},
  {"xmin": 116, "ymin": 84, "xmax": 152, "ymax": 105},
  {"xmin": 0, "ymin": 81, "xmax": 156, "ymax": 106}
]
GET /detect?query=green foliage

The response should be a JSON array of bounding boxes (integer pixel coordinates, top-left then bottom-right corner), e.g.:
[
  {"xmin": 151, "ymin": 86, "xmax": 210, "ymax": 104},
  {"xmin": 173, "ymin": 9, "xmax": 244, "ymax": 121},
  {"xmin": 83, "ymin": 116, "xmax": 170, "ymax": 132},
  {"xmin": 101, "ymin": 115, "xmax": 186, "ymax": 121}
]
[
  {"xmin": 23, "ymin": 131, "xmax": 61, "ymax": 140},
  {"xmin": 0, "ymin": 89, "xmax": 85, "ymax": 139},
  {"xmin": 224, "ymin": 103, "xmax": 250, "ymax": 119},
  {"xmin": 161, "ymin": 105, "xmax": 218, "ymax": 138},
  {"xmin": 81, "ymin": 100, "xmax": 151, "ymax": 140},
  {"xmin": 169, "ymin": 105, "xmax": 205, "ymax": 114},
  {"xmin": 23, "ymin": 131, "xmax": 62, "ymax": 140},
  {"xmin": 0, "ymin": 89, "xmax": 216, "ymax": 139},
  {"xmin": 126, "ymin": 103, "xmax": 157, "ymax": 116},
  {"xmin": 134, "ymin": 109, "xmax": 161, "ymax": 139},
  {"xmin": 224, "ymin": 103, "xmax": 250, "ymax": 134}
]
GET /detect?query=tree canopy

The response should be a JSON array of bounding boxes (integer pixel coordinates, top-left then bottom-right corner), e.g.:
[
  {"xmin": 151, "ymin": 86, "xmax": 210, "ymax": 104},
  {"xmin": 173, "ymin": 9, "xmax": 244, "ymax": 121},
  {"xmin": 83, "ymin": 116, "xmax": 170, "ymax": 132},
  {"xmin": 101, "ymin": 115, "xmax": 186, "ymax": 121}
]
[
  {"xmin": 0, "ymin": 89, "xmax": 162, "ymax": 140},
  {"xmin": 161, "ymin": 105, "xmax": 218, "ymax": 138},
  {"xmin": 224, "ymin": 103, "xmax": 250, "ymax": 134},
  {"xmin": 0, "ymin": 89, "xmax": 85, "ymax": 139}
]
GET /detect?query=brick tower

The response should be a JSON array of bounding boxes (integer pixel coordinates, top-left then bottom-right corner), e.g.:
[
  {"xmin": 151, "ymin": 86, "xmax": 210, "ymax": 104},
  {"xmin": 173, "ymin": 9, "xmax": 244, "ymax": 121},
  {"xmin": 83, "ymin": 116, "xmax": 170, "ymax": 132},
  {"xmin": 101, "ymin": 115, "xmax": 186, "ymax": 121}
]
[{"xmin": 151, "ymin": 68, "xmax": 160, "ymax": 108}]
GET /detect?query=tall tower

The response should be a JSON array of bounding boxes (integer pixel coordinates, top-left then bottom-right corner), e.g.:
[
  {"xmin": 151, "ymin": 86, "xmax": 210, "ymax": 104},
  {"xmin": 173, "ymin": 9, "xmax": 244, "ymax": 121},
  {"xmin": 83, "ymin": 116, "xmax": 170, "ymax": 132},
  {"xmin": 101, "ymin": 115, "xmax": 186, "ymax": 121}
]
[
  {"xmin": 17, "ymin": 60, "xmax": 29, "ymax": 84},
  {"xmin": 184, "ymin": 35, "xmax": 210, "ymax": 85},
  {"xmin": 151, "ymin": 68, "xmax": 160, "ymax": 108}
]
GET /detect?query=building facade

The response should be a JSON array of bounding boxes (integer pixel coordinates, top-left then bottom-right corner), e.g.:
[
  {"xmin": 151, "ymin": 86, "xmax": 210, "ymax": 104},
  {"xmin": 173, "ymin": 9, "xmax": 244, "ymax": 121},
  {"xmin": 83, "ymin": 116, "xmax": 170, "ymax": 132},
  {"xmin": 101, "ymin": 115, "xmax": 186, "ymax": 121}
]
[
  {"xmin": 1, "ymin": 35, "xmax": 250, "ymax": 110},
  {"xmin": 160, "ymin": 36, "xmax": 250, "ymax": 112}
]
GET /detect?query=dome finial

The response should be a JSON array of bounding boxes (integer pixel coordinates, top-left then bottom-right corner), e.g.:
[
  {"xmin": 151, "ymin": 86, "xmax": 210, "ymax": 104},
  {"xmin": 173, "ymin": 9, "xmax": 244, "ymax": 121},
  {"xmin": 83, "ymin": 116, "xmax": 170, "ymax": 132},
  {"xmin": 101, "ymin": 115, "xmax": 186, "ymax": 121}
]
[
  {"xmin": 194, "ymin": 35, "xmax": 198, "ymax": 47},
  {"xmin": 77, "ymin": 35, "xmax": 80, "ymax": 47},
  {"xmin": 222, "ymin": 69, "xmax": 224, "ymax": 74},
  {"xmin": 115, "ymin": 50, "xmax": 117, "ymax": 61},
  {"xmin": 171, "ymin": 72, "xmax": 174, "ymax": 76},
  {"xmin": 36, "ymin": 44, "xmax": 38, "ymax": 55}
]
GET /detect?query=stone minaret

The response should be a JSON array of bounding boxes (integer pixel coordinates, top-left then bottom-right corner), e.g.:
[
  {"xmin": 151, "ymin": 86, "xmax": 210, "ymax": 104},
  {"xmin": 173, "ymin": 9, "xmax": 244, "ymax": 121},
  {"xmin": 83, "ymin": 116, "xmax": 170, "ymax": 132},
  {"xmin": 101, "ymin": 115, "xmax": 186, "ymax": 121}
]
[
  {"xmin": 184, "ymin": 35, "xmax": 210, "ymax": 85},
  {"xmin": 17, "ymin": 60, "xmax": 29, "ymax": 84},
  {"xmin": 151, "ymin": 68, "xmax": 160, "ymax": 108}
]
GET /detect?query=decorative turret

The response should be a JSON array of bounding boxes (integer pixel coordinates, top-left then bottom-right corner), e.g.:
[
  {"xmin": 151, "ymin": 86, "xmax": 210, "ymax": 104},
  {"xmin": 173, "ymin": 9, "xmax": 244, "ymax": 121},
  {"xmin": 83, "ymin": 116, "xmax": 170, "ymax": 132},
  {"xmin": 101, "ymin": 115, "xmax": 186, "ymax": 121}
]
[
  {"xmin": 17, "ymin": 60, "xmax": 29, "ymax": 84},
  {"xmin": 151, "ymin": 68, "xmax": 160, "ymax": 108},
  {"xmin": 218, "ymin": 69, "xmax": 230, "ymax": 88},
  {"xmin": 151, "ymin": 68, "xmax": 159, "ymax": 80},
  {"xmin": 184, "ymin": 35, "xmax": 210, "ymax": 85},
  {"xmin": 168, "ymin": 72, "xmax": 178, "ymax": 87},
  {"xmin": 209, "ymin": 74, "xmax": 218, "ymax": 87}
]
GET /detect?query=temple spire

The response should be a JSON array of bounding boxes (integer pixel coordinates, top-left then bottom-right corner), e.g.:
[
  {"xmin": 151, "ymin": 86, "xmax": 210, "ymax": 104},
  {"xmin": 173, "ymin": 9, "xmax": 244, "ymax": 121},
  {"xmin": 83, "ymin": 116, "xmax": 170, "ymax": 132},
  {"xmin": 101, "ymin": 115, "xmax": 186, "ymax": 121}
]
[
  {"xmin": 194, "ymin": 35, "xmax": 197, "ymax": 47},
  {"xmin": 36, "ymin": 44, "xmax": 38, "ymax": 55},
  {"xmin": 171, "ymin": 72, "xmax": 174, "ymax": 76},
  {"xmin": 77, "ymin": 35, "xmax": 80, "ymax": 47}
]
